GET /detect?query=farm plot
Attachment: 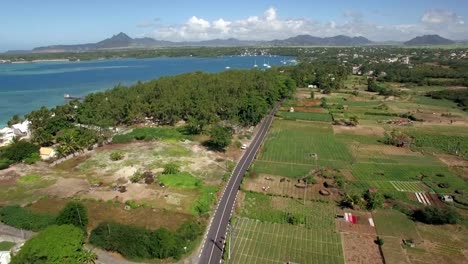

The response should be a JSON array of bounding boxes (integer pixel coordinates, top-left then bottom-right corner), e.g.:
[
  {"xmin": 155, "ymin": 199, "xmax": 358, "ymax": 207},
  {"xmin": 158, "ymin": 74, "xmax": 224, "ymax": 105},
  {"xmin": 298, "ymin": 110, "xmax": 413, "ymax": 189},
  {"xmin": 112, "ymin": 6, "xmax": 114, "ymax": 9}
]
[
  {"xmin": 390, "ymin": 181, "xmax": 430, "ymax": 192},
  {"xmin": 277, "ymin": 111, "xmax": 333, "ymax": 122},
  {"xmin": 242, "ymin": 174, "xmax": 340, "ymax": 201},
  {"xmin": 239, "ymin": 191, "xmax": 338, "ymax": 230},
  {"xmin": 350, "ymin": 163, "xmax": 454, "ymax": 182},
  {"xmin": 226, "ymin": 217, "xmax": 344, "ymax": 264},
  {"xmin": 256, "ymin": 120, "xmax": 353, "ymax": 175}
]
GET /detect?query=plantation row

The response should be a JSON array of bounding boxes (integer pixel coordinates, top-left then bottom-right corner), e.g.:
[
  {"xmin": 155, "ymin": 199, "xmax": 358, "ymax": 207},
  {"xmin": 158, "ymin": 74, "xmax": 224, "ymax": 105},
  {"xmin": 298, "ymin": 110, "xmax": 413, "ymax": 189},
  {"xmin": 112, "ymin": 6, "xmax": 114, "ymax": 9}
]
[
  {"xmin": 240, "ymin": 192, "xmax": 337, "ymax": 231},
  {"xmin": 227, "ymin": 217, "xmax": 344, "ymax": 264}
]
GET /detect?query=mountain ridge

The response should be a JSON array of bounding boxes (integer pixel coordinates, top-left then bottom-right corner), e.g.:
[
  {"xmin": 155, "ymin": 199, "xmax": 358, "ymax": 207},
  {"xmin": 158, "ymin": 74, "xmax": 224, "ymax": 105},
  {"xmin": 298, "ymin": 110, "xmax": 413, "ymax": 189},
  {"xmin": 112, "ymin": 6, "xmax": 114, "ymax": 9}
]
[{"xmin": 5, "ymin": 33, "xmax": 458, "ymax": 53}]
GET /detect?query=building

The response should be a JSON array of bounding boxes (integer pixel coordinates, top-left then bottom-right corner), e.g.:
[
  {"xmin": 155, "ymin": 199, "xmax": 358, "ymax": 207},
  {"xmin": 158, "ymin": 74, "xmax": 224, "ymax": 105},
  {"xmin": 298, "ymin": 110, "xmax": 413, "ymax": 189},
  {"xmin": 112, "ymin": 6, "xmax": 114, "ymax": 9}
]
[
  {"xmin": 0, "ymin": 251, "xmax": 10, "ymax": 264},
  {"xmin": 12, "ymin": 120, "xmax": 30, "ymax": 137},
  {"xmin": 39, "ymin": 147, "xmax": 56, "ymax": 160},
  {"xmin": 0, "ymin": 127, "xmax": 15, "ymax": 146}
]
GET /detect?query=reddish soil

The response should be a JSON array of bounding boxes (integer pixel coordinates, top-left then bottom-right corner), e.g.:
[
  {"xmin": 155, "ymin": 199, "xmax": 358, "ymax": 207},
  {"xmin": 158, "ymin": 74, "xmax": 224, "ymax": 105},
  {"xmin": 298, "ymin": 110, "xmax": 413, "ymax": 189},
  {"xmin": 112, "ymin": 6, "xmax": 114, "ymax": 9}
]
[{"xmin": 342, "ymin": 233, "xmax": 384, "ymax": 264}]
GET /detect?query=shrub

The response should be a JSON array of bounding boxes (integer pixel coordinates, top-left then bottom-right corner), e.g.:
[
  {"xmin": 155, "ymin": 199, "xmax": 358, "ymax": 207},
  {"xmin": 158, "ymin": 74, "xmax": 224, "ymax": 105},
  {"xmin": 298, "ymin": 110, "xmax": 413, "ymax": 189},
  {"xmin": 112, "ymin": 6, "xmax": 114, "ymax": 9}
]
[
  {"xmin": 0, "ymin": 158, "xmax": 11, "ymax": 170},
  {"xmin": 364, "ymin": 190, "xmax": 384, "ymax": 210},
  {"xmin": 376, "ymin": 237, "xmax": 384, "ymax": 246},
  {"xmin": 0, "ymin": 205, "xmax": 55, "ymax": 231},
  {"xmin": 11, "ymin": 225, "xmax": 96, "ymax": 264},
  {"xmin": 0, "ymin": 141, "xmax": 39, "ymax": 163},
  {"xmin": 24, "ymin": 153, "xmax": 41, "ymax": 165},
  {"xmin": 163, "ymin": 163, "xmax": 180, "ymax": 175},
  {"xmin": 412, "ymin": 206, "xmax": 460, "ymax": 225},
  {"xmin": 110, "ymin": 151, "xmax": 124, "ymax": 161},
  {"xmin": 130, "ymin": 170, "xmax": 144, "ymax": 183},
  {"xmin": 209, "ymin": 126, "xmax": 232, "ymax": 150},
  {"xmin": 55, "ymin": 202, "xmax": 88, "ymax": 232},
  {"xmin": 89, "ymin": 221, "xmax": 191, "ymax": 260},
  {"xmin": 438, "ymin": 182, "xmax": 450, "ymax": 188}
]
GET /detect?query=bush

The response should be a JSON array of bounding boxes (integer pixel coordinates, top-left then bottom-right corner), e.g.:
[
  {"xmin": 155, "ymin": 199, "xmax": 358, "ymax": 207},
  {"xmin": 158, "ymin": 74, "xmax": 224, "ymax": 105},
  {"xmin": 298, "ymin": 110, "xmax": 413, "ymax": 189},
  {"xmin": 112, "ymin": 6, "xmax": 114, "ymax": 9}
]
[
  {"xmin": 376, "ymin": 237, "xmax": 384, "ymax": 245},
  {"xmin": 0, "ymin": 141, "xmax": 39, "ymax": 163},
  {"xmin": 364, "ymin": 190, "xmax": 384, "ymax": 210},
  {"xmin": 130, "ymin": 170, "xmax": 144, "ymax": 183},
  {"xmin": 163, "ymin": 163, "xmax": 180, "ymax": 175},
  {"xmin": 110, "ymin": 151, "xmax": 124, "ymax": 161},
  {"xmin": 24, "ymin": 152, "xmax": 41, "ymax": 165},
  {"xmin": 11, "ymin": 225, "xmax": 96, "ymax": 264},
  {"xmin": 0, "ymin": 158, "xmax": 11, "ymax": 170},
  {"xmin": 208, "ymin": 126, "xmax": 232, "ymax": 150},
  {"xmin": 55, "ymin": 202, "xmax": 88, "ymax": 231},
  {"xmin": 0, "ymin": 205, "xmax": 55, "ymax": 231},
  {"xmin": 89, "ymin": 221, "xmax": 192, "ymax": 260},
  {"xmin": 412, "ymin": 206, "xmax": 460, "ymax": 225}
]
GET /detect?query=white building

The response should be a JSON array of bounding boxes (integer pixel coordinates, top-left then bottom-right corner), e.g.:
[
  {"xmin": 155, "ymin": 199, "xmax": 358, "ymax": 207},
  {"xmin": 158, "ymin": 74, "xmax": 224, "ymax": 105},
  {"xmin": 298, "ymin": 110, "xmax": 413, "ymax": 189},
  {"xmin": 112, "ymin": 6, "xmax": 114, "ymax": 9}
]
[
  {"xmin": 0, "ymin": 251, "xmax": 10, "ymax": 264},
  {"xmin": 0, "ymin": 127, "xmax": 15, "ymax": 146},
  {"xmin": 12, "ymin": 120, "xmax": 30, "ymax": 137}
]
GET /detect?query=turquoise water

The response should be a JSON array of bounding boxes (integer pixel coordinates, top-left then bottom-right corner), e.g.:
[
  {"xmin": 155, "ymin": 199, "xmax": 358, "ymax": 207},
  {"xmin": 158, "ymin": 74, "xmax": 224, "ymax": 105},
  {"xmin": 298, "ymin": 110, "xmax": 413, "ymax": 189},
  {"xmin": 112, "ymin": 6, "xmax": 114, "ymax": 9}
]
[{"xmin": 0, "ymin": 56, "xmax": 291, "ymax": 126}]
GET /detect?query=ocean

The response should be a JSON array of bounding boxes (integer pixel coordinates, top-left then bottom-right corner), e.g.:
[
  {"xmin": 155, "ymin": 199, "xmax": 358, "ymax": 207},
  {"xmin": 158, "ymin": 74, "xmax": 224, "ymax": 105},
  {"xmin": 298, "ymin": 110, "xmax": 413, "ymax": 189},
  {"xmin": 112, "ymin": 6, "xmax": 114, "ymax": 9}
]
[{"xmin": 0, "ymin": 56, "xmax": 291, "ymax": 126}]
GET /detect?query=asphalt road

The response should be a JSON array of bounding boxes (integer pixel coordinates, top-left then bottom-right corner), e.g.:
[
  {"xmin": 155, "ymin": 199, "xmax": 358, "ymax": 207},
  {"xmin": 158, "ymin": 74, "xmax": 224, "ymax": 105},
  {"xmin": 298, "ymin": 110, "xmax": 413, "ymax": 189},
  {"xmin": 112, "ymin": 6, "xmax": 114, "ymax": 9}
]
[{"xmin": 198, "ymin": 101, "xmax": 281, "ymax": 264}]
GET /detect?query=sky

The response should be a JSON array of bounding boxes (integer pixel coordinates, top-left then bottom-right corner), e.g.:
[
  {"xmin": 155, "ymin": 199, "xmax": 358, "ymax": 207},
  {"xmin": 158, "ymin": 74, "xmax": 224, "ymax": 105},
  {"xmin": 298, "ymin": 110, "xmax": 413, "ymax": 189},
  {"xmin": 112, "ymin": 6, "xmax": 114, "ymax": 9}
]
[{"xmin": 1, "ymin": 0, "xmax": 467, "ymax": 51}]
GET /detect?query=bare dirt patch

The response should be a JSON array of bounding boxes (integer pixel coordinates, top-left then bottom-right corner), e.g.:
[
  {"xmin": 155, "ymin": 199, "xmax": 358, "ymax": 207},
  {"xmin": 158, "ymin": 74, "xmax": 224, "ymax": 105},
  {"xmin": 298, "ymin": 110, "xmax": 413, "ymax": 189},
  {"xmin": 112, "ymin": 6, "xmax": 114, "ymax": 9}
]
[
  {"xmin": 340, "ymin": 169, "xmax": 356, "ymax": 181},
  {"xmin": 437, "ymin": 154, "xmax": 468, "ymax": 167},
  {"xmin": 333, "ymin": 125, "xmax": 385, "ymax": 137},
  {"xmin": 38, "ymin": 178, "xmax": 89, "ymax": 197},
  {"xmin": 27, "ymin": 197, "xmax": 194, "ymax": 231},
  {"xmin": 242, "ymin": 174, "xmax": 341, "ymax": 201},
  {"xmin": 342, "ymin": 233, "xmax": 384, "ymax": 264},
  {"xmin": 336, "ymin": 210, "xmax": 377, "ymax": 235}
]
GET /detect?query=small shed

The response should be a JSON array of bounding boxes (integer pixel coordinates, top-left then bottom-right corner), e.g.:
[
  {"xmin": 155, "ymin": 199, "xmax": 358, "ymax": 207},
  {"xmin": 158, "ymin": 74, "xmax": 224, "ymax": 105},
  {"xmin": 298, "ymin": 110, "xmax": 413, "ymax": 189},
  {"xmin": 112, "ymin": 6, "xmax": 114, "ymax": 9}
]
[{"xmin": 40, "ymin": 147, "xmax": 56, "ymax": 160}]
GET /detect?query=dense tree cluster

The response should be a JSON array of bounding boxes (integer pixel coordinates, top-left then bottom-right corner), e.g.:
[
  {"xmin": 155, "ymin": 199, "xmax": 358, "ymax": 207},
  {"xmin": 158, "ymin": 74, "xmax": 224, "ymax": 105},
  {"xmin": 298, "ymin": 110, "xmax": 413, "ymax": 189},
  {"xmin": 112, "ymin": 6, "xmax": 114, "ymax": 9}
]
[
  {"xmin": 75, "ymin": 70, "xmax": 296, "ymax": 127},
  {"xmin": 11, "ymin": 225, "xmax": 96, "ymax": 264},
  {"xmin": 89, "ymin": 221, "xmax": 202, "ymax": 260},
  {"xmin": 427, "ymin": 89, "xmax": 468, "ymax": 111},
  {"xmin": 412, "ymin": 206, "xmax": 460, "ymax": 225},
  {"xmin": 289, "ymin": 62, "xmax": 349, "ymax": 93}
]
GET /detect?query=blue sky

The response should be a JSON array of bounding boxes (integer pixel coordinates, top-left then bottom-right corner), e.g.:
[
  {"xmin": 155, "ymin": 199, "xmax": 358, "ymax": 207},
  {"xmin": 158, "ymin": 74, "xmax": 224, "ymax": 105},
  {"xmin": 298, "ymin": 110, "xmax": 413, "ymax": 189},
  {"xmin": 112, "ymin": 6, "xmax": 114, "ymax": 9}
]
[{"xmin": 1, "ymin": 0, "xmax": 467, "ymax": 51}]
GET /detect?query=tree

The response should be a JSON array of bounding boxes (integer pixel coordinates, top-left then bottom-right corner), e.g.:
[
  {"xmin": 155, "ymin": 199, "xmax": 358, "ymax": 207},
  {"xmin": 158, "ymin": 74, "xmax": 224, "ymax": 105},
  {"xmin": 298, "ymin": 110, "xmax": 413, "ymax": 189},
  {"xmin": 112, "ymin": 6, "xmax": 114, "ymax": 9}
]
[
  {"xmin": 11, "ymin": 225, "xmax": 96, "ymax": 264},
  {"xmin": 0, "ymin": 140, "xmax": 39, "ymax": 163},
  {"xmin": 310, "ymin": 90, "xmax": 315, "ymax": 99},
  {"xmin": 364, "ymin": 190, "xmax": 384, "ymax": 210},
  {"xmin": 412, "ymin": 206, "xmax": 460, "ymax": 225},
  {"xmin": 31, "ymin": 127, "xmax": 54, "ymax": 146},
  {"xmin": 7, "ymin": 114, "xmax": 23, "ymax": 127},
  {"xmin": 55, "ymin": 202, "xmax": 88, "ymax": 232},
  {"xmin": 209, "ymin": 125, "xmax": 232, "ymax": 150}
]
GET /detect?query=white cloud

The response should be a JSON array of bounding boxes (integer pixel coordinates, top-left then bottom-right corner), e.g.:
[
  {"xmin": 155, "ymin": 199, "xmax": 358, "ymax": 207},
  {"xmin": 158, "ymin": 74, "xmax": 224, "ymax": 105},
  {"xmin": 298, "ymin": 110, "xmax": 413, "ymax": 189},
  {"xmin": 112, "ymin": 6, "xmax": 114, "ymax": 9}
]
[
  {"xmin": 421, "ymin": 10, "xmax": 464, "ymax": 25},
  {"xmin": 146, "ymin": 7, "xmax": 468, "ymax": 41}
]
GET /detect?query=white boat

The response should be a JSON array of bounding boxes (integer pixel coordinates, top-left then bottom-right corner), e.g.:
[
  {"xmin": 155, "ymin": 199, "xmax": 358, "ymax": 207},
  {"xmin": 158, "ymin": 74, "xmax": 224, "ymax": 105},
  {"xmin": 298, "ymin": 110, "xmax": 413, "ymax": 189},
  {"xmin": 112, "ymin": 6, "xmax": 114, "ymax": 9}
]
[
  {"xmin": 254, "ymin": 60, "xmax": 258, "ymax": 68},
  {"xmin": 225, "ymin": 66, "xmax": 231, "ymax": 69}
]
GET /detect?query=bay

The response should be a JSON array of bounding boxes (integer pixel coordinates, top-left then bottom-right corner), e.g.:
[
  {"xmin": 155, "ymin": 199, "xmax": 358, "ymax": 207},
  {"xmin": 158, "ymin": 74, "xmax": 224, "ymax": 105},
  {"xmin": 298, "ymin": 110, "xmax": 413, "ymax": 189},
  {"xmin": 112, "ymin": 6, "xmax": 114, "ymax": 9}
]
[{"xmin": 0, "ymin": 56, "xmax": 292, "ymax": 126}]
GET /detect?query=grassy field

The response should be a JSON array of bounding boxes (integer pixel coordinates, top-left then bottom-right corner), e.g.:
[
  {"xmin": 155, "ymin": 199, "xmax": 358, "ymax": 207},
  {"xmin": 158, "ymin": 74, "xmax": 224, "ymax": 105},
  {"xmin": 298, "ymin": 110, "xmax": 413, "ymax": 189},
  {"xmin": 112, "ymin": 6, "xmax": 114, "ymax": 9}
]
[
  {"xmin": 277, "ymin": 111, "xmax": 333, "ymax": 122},
  {"xmin": 253, "ymin": 120, "xmax": 352, "ymax": 178},
  {"xmin": 226, "ymin": 217, "xmax": 344, "ymax": 264},
  {"xmin": 0, "ymin": 241, "xmax": 15, "ymax": 251}
]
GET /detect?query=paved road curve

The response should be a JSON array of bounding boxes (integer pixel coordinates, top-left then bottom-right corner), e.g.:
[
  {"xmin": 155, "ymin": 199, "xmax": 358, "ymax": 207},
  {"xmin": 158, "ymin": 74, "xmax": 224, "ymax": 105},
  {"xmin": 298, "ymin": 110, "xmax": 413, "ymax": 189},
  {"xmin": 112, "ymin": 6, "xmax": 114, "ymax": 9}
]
[{"xmin": 198, "ymin": 101, "xmax": 281, "ymax": 264}]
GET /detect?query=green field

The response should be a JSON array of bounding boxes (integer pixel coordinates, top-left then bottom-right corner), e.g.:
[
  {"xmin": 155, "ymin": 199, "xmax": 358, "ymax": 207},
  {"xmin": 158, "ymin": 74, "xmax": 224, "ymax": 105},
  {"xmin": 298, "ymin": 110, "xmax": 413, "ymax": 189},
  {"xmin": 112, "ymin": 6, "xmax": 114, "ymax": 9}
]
[
  {"xmin": 277, "ymin": 111, "xmax": 333, "ymax": 122},
  {"xmin": 226, "ymin": 217, "xmax": 344, "ymax": 264},
  {"xmin": 240, "ymin": 192, "xmax": 338, "ymax": 230},
  {"xmin": 254, "ymin": 120, "xmax": 352, "ymax": 178}
]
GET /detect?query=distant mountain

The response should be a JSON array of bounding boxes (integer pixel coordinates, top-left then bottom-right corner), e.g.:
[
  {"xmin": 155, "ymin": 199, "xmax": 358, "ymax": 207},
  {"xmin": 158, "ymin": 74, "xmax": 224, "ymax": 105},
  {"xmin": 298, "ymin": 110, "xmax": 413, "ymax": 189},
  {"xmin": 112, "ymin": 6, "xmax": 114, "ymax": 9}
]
[
  {"xmin": 17, "ymin": 32, "xmax": 466, "ymax": 54},
  {"xmin": 271, "ymin": 35, "xmax": 372, "ymax": 46},
  {"xmin": 404, "ymin": 35, "xmax": 455, "ymax": 46}
]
